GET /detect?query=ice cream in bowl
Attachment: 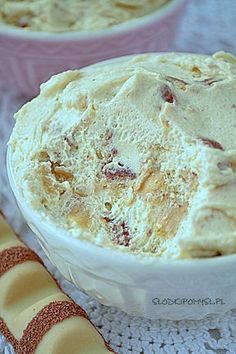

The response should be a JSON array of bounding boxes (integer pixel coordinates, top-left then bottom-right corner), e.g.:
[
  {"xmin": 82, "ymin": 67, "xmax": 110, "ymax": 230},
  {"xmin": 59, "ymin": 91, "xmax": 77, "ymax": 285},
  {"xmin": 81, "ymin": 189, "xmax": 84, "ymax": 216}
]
[
  {"xmin": 0, "ymin": 0, "xmax": 171, "ymax": 32},
  {"xmin": 7, "ymin": 52, "xmax": 236, "ymax": 320}
]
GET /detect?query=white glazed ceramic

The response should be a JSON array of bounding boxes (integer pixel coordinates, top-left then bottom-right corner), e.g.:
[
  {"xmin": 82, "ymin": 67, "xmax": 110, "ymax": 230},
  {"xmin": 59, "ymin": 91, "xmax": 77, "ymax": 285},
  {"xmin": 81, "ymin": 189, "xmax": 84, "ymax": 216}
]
[{"xmin": 7, "ymin": 145, "xmax": 236, "ymax": 320}]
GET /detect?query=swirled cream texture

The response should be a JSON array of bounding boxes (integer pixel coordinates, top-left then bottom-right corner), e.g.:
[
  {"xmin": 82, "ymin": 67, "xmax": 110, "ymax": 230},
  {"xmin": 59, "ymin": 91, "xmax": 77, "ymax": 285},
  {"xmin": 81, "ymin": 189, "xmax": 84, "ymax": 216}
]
[
  {"xmin": 9, "ymin": 52, "xmax": 236, "ymax": 258},
  {"xmin": 0, "ymin": 0, "xmax": 168, "ymax": 32}
]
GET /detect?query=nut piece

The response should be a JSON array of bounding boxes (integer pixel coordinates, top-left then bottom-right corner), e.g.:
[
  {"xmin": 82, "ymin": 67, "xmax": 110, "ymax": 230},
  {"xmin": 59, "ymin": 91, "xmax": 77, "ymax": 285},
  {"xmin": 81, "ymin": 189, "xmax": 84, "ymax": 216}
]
[
  {"xmin": 38, "ymin": 165, "xmax": 63, "ymax": 195},
  {"xmin": 53, "ymin": 167, "xmax": 74, "ymax": 183},
  {"xmin": 135, "ymin": 169, "xmax": 164, "ymax": 194},
  {"xmin": 201, "ymin": 77, "xmax": 222, "ymax": 86},
  {"xmin": 156, "ymin": 203, "xmax": 188, "ymax": 238},
  {"xmin": 102, "ymin": 166, "xmax": 136, "ymax": 181},
  {"xmin": 103, "ymin": 218, "xmax": 131, "ymax": 247},
  {"xmin": 68, "ymin": 206, "xmax": 91, "ymax": 229},
  {"xmin": 160, "ymin": 84, "xmax": 175, "ymax": 103},
  {"xmin": 198, "ymin": 137, "xmax": 224, "ymax": 150},
  {"xmin": 136, "ymin": 168, "xmax": 190, "ymax": 239},
  {"xmin": 166, "ymin": 76, "xmax": 188, "ymax": 90},
  {"xmin": 191, "ymin": 66, "xmax": 201, "ymax": 75}
]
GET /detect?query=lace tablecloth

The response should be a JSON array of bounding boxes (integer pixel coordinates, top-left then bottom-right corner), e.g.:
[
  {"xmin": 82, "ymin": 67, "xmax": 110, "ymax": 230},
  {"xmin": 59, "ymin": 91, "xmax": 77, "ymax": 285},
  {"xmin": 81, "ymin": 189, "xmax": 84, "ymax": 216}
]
[{"xmin": 1, "ymin": 0, "xmax": 236, "ymax": 353}]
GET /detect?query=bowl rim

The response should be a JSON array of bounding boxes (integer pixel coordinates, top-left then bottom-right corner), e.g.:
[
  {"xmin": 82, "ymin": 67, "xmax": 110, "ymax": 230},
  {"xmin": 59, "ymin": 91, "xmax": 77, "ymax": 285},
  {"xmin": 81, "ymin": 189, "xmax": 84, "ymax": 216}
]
[
  {"xmin": 7, "ymin": 143, "xmax": 236, "ymax": 270},
  {"xmin": 0, "ymin": 0, "xmax": 186, "ymax": 41}
]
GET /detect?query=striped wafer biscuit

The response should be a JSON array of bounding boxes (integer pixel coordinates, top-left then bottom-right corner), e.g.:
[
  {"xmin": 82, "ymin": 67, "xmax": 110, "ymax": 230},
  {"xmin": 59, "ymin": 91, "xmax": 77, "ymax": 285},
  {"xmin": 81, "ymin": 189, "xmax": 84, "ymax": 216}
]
[{"xmin": 0, "ymin": 214, "xmax": 115, "ymax": 354}]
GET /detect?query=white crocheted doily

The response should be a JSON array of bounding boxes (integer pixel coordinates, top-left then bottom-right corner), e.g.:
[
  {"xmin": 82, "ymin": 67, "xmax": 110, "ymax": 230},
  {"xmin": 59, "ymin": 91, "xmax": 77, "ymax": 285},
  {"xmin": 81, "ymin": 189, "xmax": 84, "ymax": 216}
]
[{"xmin": 1, "ymin": 1, "xmax": 236, "ymax": 352}]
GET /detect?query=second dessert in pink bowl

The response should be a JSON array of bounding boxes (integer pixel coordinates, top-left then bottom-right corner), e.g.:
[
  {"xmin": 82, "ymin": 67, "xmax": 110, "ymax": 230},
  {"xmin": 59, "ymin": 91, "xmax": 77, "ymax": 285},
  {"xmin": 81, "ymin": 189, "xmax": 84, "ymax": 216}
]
[{"xmin": 0, "ymin": 0, "xmax": 187, "ymax": 96}]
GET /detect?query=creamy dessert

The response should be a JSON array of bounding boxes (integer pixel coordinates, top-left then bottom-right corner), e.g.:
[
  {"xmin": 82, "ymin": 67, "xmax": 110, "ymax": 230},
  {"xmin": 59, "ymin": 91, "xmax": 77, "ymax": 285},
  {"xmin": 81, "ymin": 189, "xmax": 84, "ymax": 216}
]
[
  {"xmin": 8, "ymin": 52, "xmax": 236, "ymax": 259},
  {"xmin": 0, "ymin": 0, "xmax": 168, "ymax": 32}
]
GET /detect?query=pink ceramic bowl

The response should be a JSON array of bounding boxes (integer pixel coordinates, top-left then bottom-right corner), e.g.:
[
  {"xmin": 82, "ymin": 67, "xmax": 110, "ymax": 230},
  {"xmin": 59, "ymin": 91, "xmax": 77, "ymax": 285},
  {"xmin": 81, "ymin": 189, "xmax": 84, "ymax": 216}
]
[{"xmin": 0, "ymin": 0, "xmax": 186, "ymax": 97}]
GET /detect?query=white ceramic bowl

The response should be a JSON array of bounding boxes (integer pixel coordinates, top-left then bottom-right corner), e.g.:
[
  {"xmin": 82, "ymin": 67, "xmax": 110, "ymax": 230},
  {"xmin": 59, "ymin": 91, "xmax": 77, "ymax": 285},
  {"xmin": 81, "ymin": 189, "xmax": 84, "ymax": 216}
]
[
  {"xmin": 7, "ymin": 115, "xmax": 236, "ymax": 320},
  {"xmin": 0, "ymin": 0, "xmax": 187, "ymax": 96}
]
